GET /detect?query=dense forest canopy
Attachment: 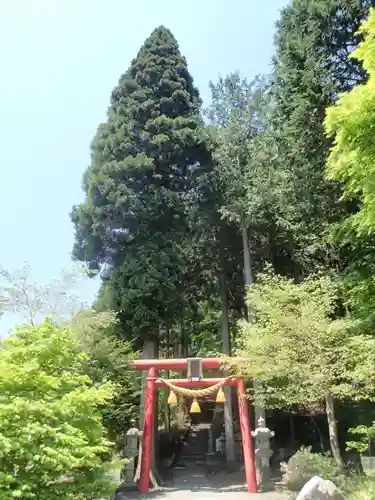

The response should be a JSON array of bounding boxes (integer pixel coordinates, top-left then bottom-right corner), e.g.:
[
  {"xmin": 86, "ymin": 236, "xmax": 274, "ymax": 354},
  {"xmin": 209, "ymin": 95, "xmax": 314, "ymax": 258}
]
[
  {"xmin": 72, "ymin": 1, "xmax": 375, "ymax": 355},
  {"xmin": 3, "ymin": 1, "xmax": 375, "ymax": 498},
  {"xmin": 59, "ymin": 0, "xmax": 375, "ymax": 480}
]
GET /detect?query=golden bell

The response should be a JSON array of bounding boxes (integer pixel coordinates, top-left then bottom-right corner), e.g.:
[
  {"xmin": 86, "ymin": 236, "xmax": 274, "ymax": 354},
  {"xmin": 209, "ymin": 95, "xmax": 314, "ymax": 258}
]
[
  {"xmin": 167, "ymin": 390, "xmax": 178, "ymax": 405},
  {"xmin": 216, "ymin": 387, "xmax": 226, "ymax": 403},
  {"xmin": 189, "ymin": 399, "xmax": 201, "ymax": 414}
]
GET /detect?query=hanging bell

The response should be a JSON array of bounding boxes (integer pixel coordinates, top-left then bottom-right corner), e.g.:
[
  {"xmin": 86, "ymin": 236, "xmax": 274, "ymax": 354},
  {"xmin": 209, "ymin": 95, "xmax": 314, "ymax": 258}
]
[
  {"xmin": 190, "ymin": 398, "xmax": 201, "ymax": 414},
  {"xmin": 216, "ymin": 387, "xmax": 226, "ymax": 404},
  {"xmin": 167, "ymin": 390, "xmax": 178, "ymax": 405}
]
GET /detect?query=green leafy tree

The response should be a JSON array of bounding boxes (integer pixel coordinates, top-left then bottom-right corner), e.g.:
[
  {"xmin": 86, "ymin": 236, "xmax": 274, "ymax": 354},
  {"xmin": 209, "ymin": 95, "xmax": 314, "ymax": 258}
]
[
  {"xmin": 325, "ymin": 8, "xmax": 375, "ymax": 327},
  {"xmin": 71, "ymin": 26, "xmax": 210, "ymax": 357},
  {"xmin": 0, "ymin": 320, "xmax": 120, "ymax": 499},
  {"xmin": 70, "ymin": 310, "xmax": 140, "ymax": 439},
  {"xmin": 264, "ymin": 0, "xmax": 375, "ymax": 277},
  {"xmin": 205, "ymin": 72, "xmax": 268, "ymax": 289},
  {"xmin": 234, "ymin": 269, "xmax": 375, "ymax": 468},
  {"xmin": 0, "ymin": 264, "xmax": 139, "ymax": 439},
  {"xmin": 347, "ymin": 421, "xmax": 375, "ymax": 455},
  {"xmin": 183, "ymin": 300, "xmax": 222, "ymax": 357},
  {"xmin": 205, "ymin": 74, "xmax": 284, "ymax": 455}
]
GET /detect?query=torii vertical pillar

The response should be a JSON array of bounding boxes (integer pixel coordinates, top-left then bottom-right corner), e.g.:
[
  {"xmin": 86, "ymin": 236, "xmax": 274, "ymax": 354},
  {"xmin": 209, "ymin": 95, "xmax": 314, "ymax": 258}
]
[
  {"xmin": 131, "ymin": 358, "xmax": 258, "ymax": 494},
  {"xmin": 139, "ymin": 367, "xmax": 157, "ymax": 493},
  {"xmin": 237, "ymin": 377, "xmax": 258, "ymax": 493}
]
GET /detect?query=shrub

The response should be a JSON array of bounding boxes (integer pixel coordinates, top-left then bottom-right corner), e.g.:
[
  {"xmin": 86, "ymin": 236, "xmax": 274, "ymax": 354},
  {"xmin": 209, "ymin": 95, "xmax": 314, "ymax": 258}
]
[
  {"xmin": 281, "ymin": 446, "xmax": 348, "ymax": 492},
  {"xmin": 347, "ymin": 476, "xmax": 375, "ymax": 500},
  {"xmin": 347, "ymin": 422, "xmax": 375, "ymax": 455},
  {"xmin": 0, "ymin": 320, "xmax": 121, "ymax": 499},
  {"xmin": 70, "ymin": 310, "xmax": 140, "ymax": 439}
]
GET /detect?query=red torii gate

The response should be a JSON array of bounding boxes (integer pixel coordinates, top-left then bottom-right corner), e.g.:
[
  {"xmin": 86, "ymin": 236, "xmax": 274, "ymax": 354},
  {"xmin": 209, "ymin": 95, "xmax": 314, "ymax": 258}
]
[{"xmin": 130, "ymin": 357, "xmax": 258, "ymax": 494}]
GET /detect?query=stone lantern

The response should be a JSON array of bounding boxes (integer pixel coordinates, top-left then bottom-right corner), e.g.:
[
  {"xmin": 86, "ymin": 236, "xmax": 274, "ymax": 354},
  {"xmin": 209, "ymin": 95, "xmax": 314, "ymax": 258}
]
[
  {"xmin": 124, "ymin": 419, "xmax": 143, "ymax": 482},
  {"xmin": 251, "ymin": 417, "xmax": 274, "ymax": 489}
]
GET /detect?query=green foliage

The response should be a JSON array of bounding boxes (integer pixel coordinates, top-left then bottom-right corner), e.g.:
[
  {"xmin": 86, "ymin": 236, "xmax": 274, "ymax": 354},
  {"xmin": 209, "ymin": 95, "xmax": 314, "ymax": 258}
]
[
  {"xmin": 72, "ymin": 26, "xmax": 211, "ymax": 345},
  {"xmin": 0, "ymin": 320, "xmax": 120, "ymax": 499},
  {"xmin": 325, "ymin": 8, "xmax": 375, "ymax": 238},
  {"xmin": 262, "ymin": 0, "xmax": 374, "ymax": 276},
  {"xmin": 205, "ymin": 74, "xmax": 278, "ymax": 279},
  {"xmin": 347, "ymin": 422, "xmax": 375, "ymax": 454},
  {"xmin": 234, "ymin": 269, "xmax": 375, "ymax": 406},
  {"xmin": 325, "ymin": 6, "xmax": 375, "ymax": 332},
  {"xmin": 324, "ymin": 9, "xmax": 375, "ymax": 329},
  {"xmin": 233, "ymin": 268, "xmax": 375, "ymax": 466},
  {"xmin": 186, "ymin": 301, "xmax": 222, "ymax": 357},
  {"xmin": 0, "ymin": 263, "xmax": 140, "ymax": 439},
  {"xmin": 285, "ymin": 448, "xmax": 375, "ymax": 500},
  {"xmin": 70, "ymin": 310, "xmax": 140, "ymax": 438},
  {"xmin": 283, "ymin": 446, "xmax": 347, "ymax": 492},
  {"xmin": 64, "ymin": 5, "xmax": 375, "ymax": 464},
  {"xmin": 205, "ymin": 72, "xmax": 267, "ymax": 227},
  {"xmin": 348, "ymin": 477, "xmax": 375, "ymax": 500}
]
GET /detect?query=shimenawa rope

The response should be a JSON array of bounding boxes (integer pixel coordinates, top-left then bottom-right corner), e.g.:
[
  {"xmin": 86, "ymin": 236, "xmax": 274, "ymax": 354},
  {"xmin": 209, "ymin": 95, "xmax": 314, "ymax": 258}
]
[{"xmin": 158, "ymin": 377, "xmax": 233, "ymax": 398}]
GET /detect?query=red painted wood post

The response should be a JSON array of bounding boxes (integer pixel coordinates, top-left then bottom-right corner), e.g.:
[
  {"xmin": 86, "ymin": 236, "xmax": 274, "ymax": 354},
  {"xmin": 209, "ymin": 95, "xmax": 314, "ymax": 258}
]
[
  {"xmin": 139, "ymin": 366, "xmax": 157, "ymax": 493},
  {"xmin": 237, "ymin": 377, "xmax": 258, "ymax": 493}
]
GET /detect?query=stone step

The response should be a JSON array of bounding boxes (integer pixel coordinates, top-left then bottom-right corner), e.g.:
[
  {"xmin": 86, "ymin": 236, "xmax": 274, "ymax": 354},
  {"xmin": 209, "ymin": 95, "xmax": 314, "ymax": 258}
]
[
  {"xmin": 178, "ymin": 455, "xmax": 206, "ymax": 459},
  {"xmin": 184, "ymin": 452, "xmax": 207, "ymax": 456}
]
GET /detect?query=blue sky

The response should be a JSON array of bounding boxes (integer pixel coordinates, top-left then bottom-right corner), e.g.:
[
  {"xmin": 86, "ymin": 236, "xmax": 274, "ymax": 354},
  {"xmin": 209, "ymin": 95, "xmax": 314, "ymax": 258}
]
[{"xmin": 0, "ymin": 0, "xmax": 288, "ymax": 334}]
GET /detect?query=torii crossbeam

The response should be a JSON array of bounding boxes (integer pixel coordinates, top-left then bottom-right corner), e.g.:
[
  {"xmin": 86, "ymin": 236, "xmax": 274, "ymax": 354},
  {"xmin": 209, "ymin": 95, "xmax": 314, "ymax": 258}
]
[{"xmin": 130, "ymin": 357, "xmax": 257, "ymax": 494}]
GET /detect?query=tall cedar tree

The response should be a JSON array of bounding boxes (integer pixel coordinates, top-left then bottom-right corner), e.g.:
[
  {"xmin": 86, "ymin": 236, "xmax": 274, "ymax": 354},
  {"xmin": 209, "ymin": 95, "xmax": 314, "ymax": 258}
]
[
  {"xmin": 267, "ymin": 0, "xmax": 375, "ymax": 278},
  {"xmin": 72, "ymin": 27, "xmax": 210, "ymax": 350}
]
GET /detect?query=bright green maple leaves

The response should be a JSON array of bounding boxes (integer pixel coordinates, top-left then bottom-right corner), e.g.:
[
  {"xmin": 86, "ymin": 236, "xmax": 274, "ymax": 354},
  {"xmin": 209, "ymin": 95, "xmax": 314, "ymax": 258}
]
[
  {"xmin": 325, "ymin": 9, "xmax": 375, "ymax": 238},
  {"xmin": 0, "ymin": 320, "xmax": 119, "ymax": 499}
]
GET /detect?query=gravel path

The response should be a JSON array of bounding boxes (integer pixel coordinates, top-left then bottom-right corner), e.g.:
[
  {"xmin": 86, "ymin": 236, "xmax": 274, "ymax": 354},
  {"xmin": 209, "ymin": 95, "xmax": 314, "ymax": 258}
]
[
  {"xmin": 117, "ymin": 486, "xmax": 289, "ymax": 500},
  {"xmin": 117, "ymin": 468, "xmax": 289, "ymax": 500}
]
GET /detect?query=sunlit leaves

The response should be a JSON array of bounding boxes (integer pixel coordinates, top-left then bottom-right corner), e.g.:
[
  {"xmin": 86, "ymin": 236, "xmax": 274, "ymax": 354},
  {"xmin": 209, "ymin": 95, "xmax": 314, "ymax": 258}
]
[
  {"xmin": 72, "ymin": 27, "xmax": 211, "ymax": 346},
  {"xmin": 0, "ymin": 320, "xmax": 119, "ymax": 499},
  {"xmin": 326, "ymin": 9, "xmax": 375, "ymax": 238},
  {"xmin": 233, "ymin": 269, "xmax": 375, "ymax": 407}
]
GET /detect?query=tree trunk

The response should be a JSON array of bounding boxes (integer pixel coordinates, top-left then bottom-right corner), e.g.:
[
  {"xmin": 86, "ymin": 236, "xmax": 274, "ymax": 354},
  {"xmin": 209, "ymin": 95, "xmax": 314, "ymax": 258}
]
[
  {"xmin": 180, "ymin": 307, "xmax": 188, "ymax": 358},
  {"xmin": 309, "ymin": 414, "xmax": 325, "ymax": 453},
  {"xmin": 242, "ymin": 226, "xmax": 253, "ymax": 288},
  {"xmin": 219, "ymin": 263, "xmax": 236, "ymax": 466},
  {"xmin": 325, "ymin": 393, "xmax": 344, "ymax": 469},
  {"xmin": 242, "ymin": 225, "xmax": 265, "ymax": 421},
  {"xmin": 220, "ymin": 272, "xmax": 231, "ymax": 355},
  {"xmin": 289, "ymin": 413, "xmax": 295, "ymax": 447}
]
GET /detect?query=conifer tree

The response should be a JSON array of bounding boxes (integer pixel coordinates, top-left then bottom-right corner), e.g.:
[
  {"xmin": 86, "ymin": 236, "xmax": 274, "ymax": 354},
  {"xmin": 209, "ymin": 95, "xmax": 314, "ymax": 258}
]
[
  {"xmin": 72, "ymin": 27, "xmax": 210, "ymax": 352},
  {"xmin": 267, "ymin": 0, "xmax": 375, "ymax": 277}
]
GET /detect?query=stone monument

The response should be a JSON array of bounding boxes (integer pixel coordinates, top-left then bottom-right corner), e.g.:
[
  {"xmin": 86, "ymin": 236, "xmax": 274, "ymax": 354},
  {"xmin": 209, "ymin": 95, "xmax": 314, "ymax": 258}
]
[
  {"xmin": 251, "ymin": 416, "xmax": 274, "ymax": 489},
  {"xmin": 124, "ymin": 419, "xmax": 142, "ymax": 483}
]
